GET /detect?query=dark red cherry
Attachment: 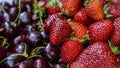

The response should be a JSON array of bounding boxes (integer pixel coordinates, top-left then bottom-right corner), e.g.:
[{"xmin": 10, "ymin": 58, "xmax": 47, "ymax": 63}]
[
  {"xmin": 3, "ymin": 12, "xmax": 11, "ymax": 22},
  {"xmin": 3, "ymin": 56, "xmax": 26, "ymax": 68},
  {"xmin": 25, "ymin": 31, "xmax": 42, "ymax": 47},
  {"xmin": 12, "ymin": 0, "xmax": 19, "ymax": 6},
  {"xmin": 0, "ymin": 2, "xmax": 11, "ymax": 12},
  {"xmin": 19, "ymin": 11, "xmax": 31, "ymax": 26},
  {"xmin": 0, "ymin": 62, "xmax": 4, "ymax": 68},
  {"xmin": 22, "ymin": 25, "xmax": 35, "ymax": 35},
  {"xmin": 10, "ymin": 43, "xmax": 29, "ymax": 54},
  {"xmin": 23, "ymin": 2, "xmax": 33, "ymax": 13},
  {"xmin": 53, "ymin": 63, "xmax": 66, "ymax": 68},
  {"xmin": 9, "ymin": 7, "xmax": 19, "ymax": 21},
  {"xmin": 33, "ymin": 58, "xmax": 49, "ymax": 68},
  {"xmin": 0, "ymin": 46, "xmax": 7, "ymax": 60},
  {"xmin": 43, "ymin": 43, "xmax": 59, "ymax": 63},
  {"xmin": 13, "ymin": 60, "xmax": 34, "ymax": 68}
]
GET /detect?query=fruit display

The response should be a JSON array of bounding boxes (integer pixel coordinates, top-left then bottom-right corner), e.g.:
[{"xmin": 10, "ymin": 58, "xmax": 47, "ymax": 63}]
[{"xmin": 0, "ymin": 0, "xmax": 120, "ymax": 68}]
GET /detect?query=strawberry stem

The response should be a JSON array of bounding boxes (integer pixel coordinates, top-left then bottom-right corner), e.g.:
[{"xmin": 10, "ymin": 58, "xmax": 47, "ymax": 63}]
[{"xmin": 108, "ymin": 40, "xmax": 120, "ymax": 55}]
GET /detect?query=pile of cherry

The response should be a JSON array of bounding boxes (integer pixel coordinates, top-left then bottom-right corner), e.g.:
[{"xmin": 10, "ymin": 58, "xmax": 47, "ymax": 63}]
[{"xmin": 0, "ymin": 0, "xmax": 120, "ymax": 68}]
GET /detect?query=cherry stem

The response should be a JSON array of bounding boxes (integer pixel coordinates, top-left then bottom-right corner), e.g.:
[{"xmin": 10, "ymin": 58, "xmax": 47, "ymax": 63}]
[
  {"xmin": 0, "ymin": 36, "xmax": 7, "ymax": 47},
  {"xmin": 0, "ymin": 6, "xmax": 6, "ymax": 13},
  {"xmin": 27, "ymin": 55, "xmax": 42, "ymax": 60},
  {"xmin": 13, "ymin": 0, "xmax": 21, "ymax": 23}
]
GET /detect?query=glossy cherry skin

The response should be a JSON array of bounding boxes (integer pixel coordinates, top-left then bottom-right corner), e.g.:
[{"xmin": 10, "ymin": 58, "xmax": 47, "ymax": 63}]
[
  {"xmin": 33, "ymin": 58, "xmax": 49, "ymax": 68},
  {"xmin": 52, "ymin": 63, "xmax": 66, "ymax": 68},
  {"xmin": 0, "ymin": 2, "xmax": 11, "ymax": 12},
  {"xmin": 13, "ymin": 60, "xmax": 34, "ymax": 68},
  {"xmin": 12, "ymin": 0, "xmax": 19, "ymax": 6},
  {"xmin": 25, "ymin": 31, "xmax": 42, "ymax": 47},
  {"xmin": 22, "ymin": 25, "xmax": 35, "ymax": 35},
  {"xmin": 0, "ymin": 46, "xmax": 7, "ymax": 60},
  {"xmin": 43, "ymin": 43, "xmax": 60, "ymax": 63},
  {"xmin": 3, "ymin": 56, "xmax": 26, "ymax": 68},
  {"xmin": 19, "ymin": 11, "xmax": 32, "ymax": 27},
  {"xmin": 9, "ymin": 7, "xmax": 19, "ymax": 21},
  {"xmin": 3, "ymin": 12, "xmax": 11, "ymax": 22}
]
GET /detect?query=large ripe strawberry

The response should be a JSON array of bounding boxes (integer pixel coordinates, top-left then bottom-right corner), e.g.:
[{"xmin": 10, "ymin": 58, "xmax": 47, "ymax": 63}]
[
  {"xmin": 46, "ymin": 0, "xmax": 61, "ymax": 15},
  {"xmin": 88, "ymin": 20, "xmax": 113, "ymax": 43},
  {"xmin": 109, "ymin": 17, "xmax": 120, "ymax": 46},
  {"xmin": 73, "ymin": 8, "xmax": 92, "ymax": 26},
  {"xmin": 84, "ymin": 0, "xmax": 104, "ymax": 21},
  {"xmin": 62, "ymin": 0, "xmax": 81, "ymax": 16},
  {"xmin": 70, "ymin": 42, "xmax": 118, "ymax": 68},
  {"xmin": 50, "ymin": 20, "xmax": 72, "ymax": 45},
  {"xmin": 72, "ymin": 22, "xmax": 87, "ymax": 39},
  {"xmin": 61, "ymin": 40, "xmax": 83, "ymax": 63},
  {"xmin": 44, "ymin": 13, "xmax": 64, "ymax": 32}
]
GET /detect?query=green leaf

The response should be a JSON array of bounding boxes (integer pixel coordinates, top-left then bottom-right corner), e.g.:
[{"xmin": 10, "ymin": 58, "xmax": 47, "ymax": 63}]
[{"xmin": 108, "ymin": 40, "xmax": 120, "ymax": 55}]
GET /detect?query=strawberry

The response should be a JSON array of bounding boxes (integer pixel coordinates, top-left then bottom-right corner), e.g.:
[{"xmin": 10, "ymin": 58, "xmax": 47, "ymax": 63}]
[
  {"xmin": 70, "ymin": 42, "xmax": 118, "ymax": 68},
  {"xmin": 109, "ymin": 17, "xmax": 120, "ymax": 46},
  {"xmin": 61, "ymin": 40, "xmax": 83, "ymax": 63},
  {"xmin": 84, "ymin": 0, "xmax": 104, "ymax": 21},
  {"xmin": 73, "ymin": 8, "xmax": 92, "ymax": 26},
  {"xmin": 62, "ymin": 0, "xmax": 81, "ymax": 16},
  {"xmin": 46, "ymin": 0, "xmax": 61, "ymax": 15},
  {"xmin": 44, "ymin": 13, "xmax": 64, "ymax": 32},
  {"xmin": 72, "ymin": 22, "xmax": 87, "ymax": 39},
  {"xmin": 108, "ymin": 3, "xmax": 120, "ymax": 19},
  {"xmin": 50, "ymin": 20, "xmax": 72, "ymax": 45},
  {"xmin": 88, "ymin": 20, "xmax": 114, "ymax": 43}
]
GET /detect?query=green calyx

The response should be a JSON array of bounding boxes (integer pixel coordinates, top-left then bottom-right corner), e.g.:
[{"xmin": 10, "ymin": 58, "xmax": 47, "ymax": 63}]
[
  {"xmin": 108, "ymin": 40, "xmax": 120, "ymax": 55},
  {"xmin": 33, "ymin": 0, "xmax": 46, "ymax": 18},
  {"xmin": 46, "ymin": 0, "xmax": 62, "ymax": 8},
  {"xmin": 84, "ymin": 0, "xmax": 93, "ymax": 6},
  {"xmin": 104, "ymin": 0, "xmax": 112, "ymax": 19}
]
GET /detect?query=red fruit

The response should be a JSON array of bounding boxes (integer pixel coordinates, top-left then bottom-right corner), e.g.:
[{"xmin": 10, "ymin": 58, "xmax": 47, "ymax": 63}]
[
  {"xmin": 70, "ymin": 42, "xmax": 118, "ymax": 68},
  {"xmin": 99, "ymin": 0, "xmax": 107, "ymax": 5},
  {"xmin": 89, "ymin": 20, "xmax": 113, "ymax": 43},
  {"xmin": 109, "ymin": 17, "xmax": 120, "ymax": 46},
  {"xmin": 62, "ymin": 0, "xmax": 81, "ymax": 16},
  {"xmin": 73, "ymin": 8, "xmax": 92, "ymax": 26},
  {"xmin": 61, "ymin": 40, "xmax": 83, "ymax": 63},
  {"xmin": 50, "ymin": 20, "xmax": 72, "ymax": 45},
  {"xmin": 46, "ymin": 0, "xmax": 61, "ymax": 15},
  {"xmin": 108, "ymin": 3, "xmax": 120, "ymax": 19},
  {"xmin": 44, "ymin": 13, "xmax": 64, "ymax": 32},
  {"xmin": 72, "ymin": 22, "xmax": 87, "ymax": 39},
  {"xmin": 85, "ymin": 0, "xmax": 104, "ymax": 21}
]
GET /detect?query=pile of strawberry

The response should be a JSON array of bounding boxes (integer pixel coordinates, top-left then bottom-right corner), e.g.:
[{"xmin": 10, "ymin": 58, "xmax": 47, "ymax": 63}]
[
  {"xmin": 44, "ymin": 0, "xmax": 120, "ymax": 67},
  {"xmin": 0, "ymin": 0, "xmax": 120, "ymax": 68}
]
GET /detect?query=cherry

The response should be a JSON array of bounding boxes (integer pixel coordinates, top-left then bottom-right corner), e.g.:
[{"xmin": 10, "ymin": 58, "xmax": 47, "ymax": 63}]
[
  {"xmin": 33, "ymin": 57, "xmax": 49, "ymax": 68},
  {"xmin": 13, "ymin": 60, "xmax": 34, "ymax": 68},
  {"xmin": 19, "ymin": 11, "xmax": 32, "ymax": 26},
  {"xmin": 0, "ymin": 2, "xmax": 11, "ymax": 12},
  {"xmin": 10, "ymin": 43, "xmax": 29, "ymax": 54},
  {"xmin": 9, "ymin": 7, "xmax": 19, "ymax": 21},
  {"xmin": 23, "ymin": 2, "xmax": 33, "ymax": 13},
  {"xmin": 3, "ymin": 12, "xmax": 11, "ymax": 22},
  {"xmin": 0, "ymin": 62, "xmax": 4, "ymax": 68},
  {"xmin": 22, "ymin": 25, "xmax": 35, "ymax": 35},
  {"xmin": 52, "ymin": 63, "xmax": 66, "ymax": 68},
  {"xmin": 0, "ymin": 46, "xmax": 7, "ymax": 60},
  {"xmin": 12, "ymin": 0, "xmax": 19, "ymax": 6},
  {"xmin": 43, "ymin": 43, "xmax": 60, "ymax": 63},
  {"xmin": 25, "ymin": 31, "xmax": 42, "ymax": 47},
  {"xmin": 3, "ymin": 56, "xmax": 26, "ymax": 68}
]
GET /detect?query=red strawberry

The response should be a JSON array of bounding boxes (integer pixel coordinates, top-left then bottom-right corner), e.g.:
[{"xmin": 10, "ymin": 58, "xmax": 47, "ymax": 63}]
[
  {"xmin": 72, "ymin": 22, "xmax": 87, "ymax": 39},
  {"xmin": 44, "ymin": 13, "xmax": 64, "ymax": 32},
  {"xmin": 61, "ymin": 40, "xmax": 83, "ymax": 63},
  {"xmin": 62, "ymin": 0, "xmax": 81, "ymax": 16},
  {"xmin": 88, "ymin": 20, "xmax": 114, "ymax": 43},
  {"xmin": 109, "ymin": 17, "xmax": 120, "ymax": 46},
  {"xmin": 108, "ymin": 3, "xmax": 120, "ymax": 19},
  {"xmin": 46, "ymin": 0, "xmax": 61, "ymax": 15},
  {"xmin": 50, "ymin": 20, "xmax": 72, "ymax": 45},
  {"xmin": 70, "ymin": 42, "xmax": 118, "ymax": 68},
  {"xmin": 73, "ymin": 8, "xmax": 92, "ymax": 26},
  {"xmin": 84, "ymin": 0, "xmax": 104, "ymax": 21}
]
